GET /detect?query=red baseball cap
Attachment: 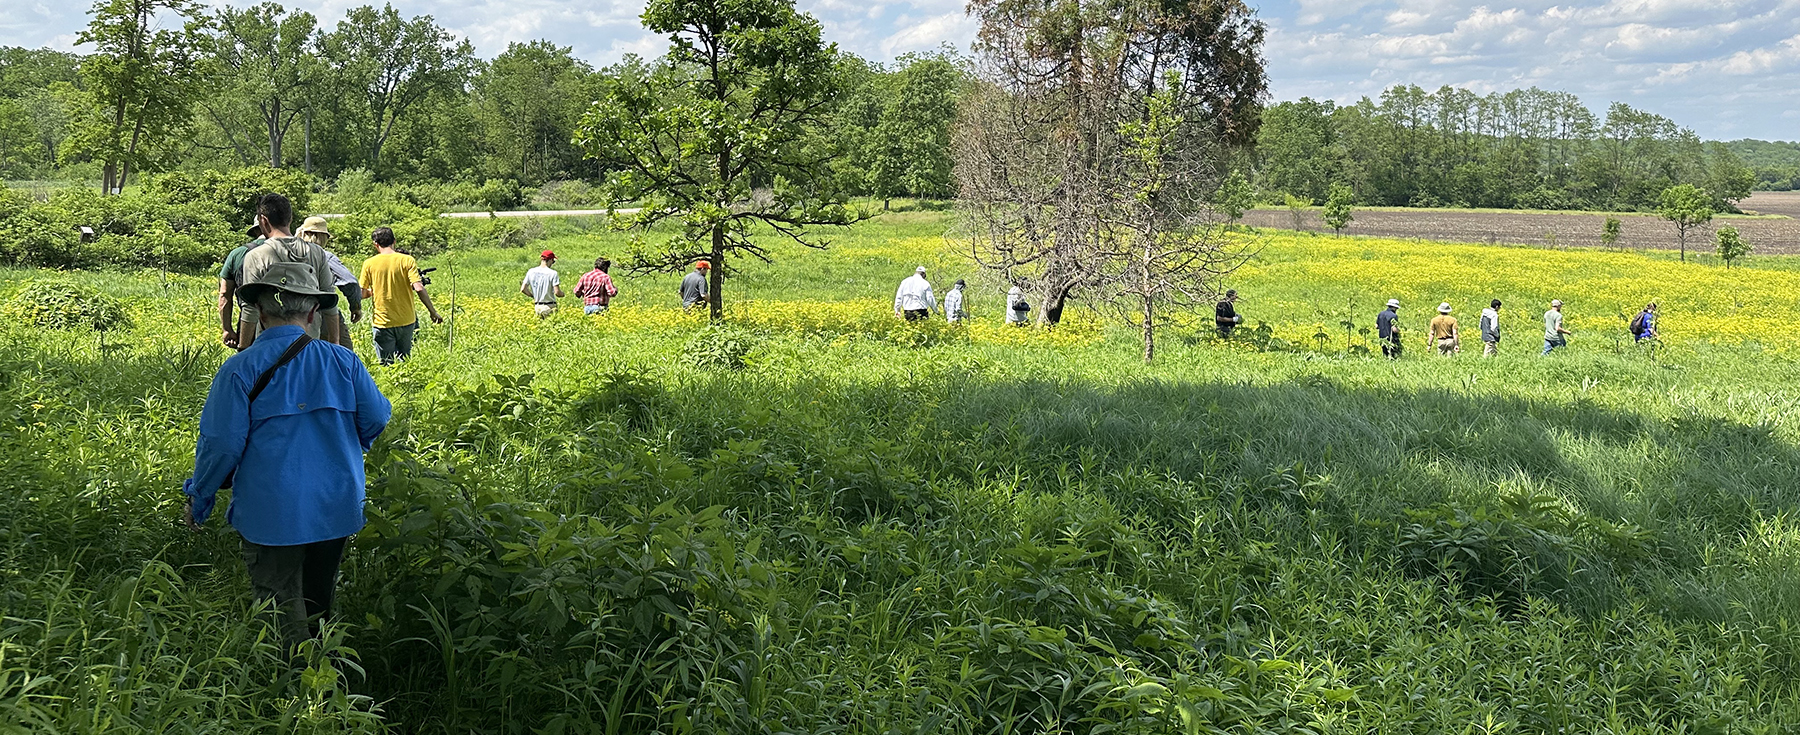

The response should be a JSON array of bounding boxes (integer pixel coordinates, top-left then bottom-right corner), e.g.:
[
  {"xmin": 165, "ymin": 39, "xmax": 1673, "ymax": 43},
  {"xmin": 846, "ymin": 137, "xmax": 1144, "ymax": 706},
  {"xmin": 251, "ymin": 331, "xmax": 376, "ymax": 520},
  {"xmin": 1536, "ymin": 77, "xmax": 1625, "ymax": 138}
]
[
  {"xmin": 541, "ymin": 249, "xmax": 556, "ymax": 260},
  {"xmin": 695, "ymin": 260, "xmax": 710, "ymax": 269}
]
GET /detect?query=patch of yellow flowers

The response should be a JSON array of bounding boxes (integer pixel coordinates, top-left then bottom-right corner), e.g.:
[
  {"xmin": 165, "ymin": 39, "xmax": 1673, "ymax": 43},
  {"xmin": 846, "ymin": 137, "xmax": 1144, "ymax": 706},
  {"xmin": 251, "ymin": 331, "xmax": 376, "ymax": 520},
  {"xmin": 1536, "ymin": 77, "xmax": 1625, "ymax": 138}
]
[
  {"xmin": 450, "ymin": 294, "xmax": 1102, "ymax": 347},
  {"xmin": 1230, "ymin": 233, "xmax": 1800, "ymax": 354}
]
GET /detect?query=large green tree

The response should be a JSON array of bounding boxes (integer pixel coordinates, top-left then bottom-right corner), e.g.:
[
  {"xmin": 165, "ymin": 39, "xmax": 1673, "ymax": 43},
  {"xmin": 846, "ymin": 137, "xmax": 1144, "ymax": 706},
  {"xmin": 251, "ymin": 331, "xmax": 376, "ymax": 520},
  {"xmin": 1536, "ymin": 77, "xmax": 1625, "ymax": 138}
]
[
  {"xmin": 474, "ymin": 41, "xmax": 591, "ymax": 184},
  {"xmin": 195, "ymin": 3, "xmax": 321, "ymax": 169},
  {"xmin": 575, "ymin": 0, "xmax": 858, "ymax": 321},
  {"xmin": 863, "ymin": 51, "xmax": 963, "ymax": 207},
  {"xmin": 68, "ymin": 0, "xmax": 204, "ymax": 194},
  {"xmin": 319, "ymin": 4, "xmax": 474, "ymax": 174}
]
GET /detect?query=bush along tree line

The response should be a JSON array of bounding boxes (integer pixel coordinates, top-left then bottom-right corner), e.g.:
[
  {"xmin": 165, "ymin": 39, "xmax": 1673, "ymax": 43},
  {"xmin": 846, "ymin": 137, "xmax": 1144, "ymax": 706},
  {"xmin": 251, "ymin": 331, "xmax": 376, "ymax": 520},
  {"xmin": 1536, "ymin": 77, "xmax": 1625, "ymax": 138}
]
[
  {"xmin": 0, "ymin": 1, "xmax": 965, "ymax": 202},
  {"xmin": 1253, "ymin": 87, "xmax": 1757, "ymax": 212}
]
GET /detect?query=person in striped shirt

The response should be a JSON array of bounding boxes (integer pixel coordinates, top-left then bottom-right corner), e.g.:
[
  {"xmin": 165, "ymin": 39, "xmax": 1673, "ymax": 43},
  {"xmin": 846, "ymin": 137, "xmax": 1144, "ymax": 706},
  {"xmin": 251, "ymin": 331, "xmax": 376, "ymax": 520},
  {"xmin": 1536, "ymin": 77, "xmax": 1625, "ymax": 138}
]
[{"xmin": 575, "ymin": 257, "xmax": 618, "ymax": 314}]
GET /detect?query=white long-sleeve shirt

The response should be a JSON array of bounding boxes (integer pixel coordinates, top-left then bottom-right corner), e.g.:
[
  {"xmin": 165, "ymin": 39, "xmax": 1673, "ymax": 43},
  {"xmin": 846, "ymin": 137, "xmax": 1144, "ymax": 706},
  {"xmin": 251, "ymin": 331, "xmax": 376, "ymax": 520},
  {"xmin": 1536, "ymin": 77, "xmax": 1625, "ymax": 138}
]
[
  {"xmin": 1005, "ymin": 287, "xmax": 1025, "ymax": 323},
  {"xmin": 895, "ymin": 274, "xmax": 935, "ymax": 313},
  {"xmin": 944, "ymin": 287, "xmax": 965, "ymax": 322}
]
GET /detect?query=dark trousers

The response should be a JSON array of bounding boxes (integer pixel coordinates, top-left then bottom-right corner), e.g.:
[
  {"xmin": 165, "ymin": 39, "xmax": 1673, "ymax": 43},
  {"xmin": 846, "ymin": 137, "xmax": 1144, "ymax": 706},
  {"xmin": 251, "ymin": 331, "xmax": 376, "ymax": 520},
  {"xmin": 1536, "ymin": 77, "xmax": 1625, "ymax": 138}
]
[
  {"xmin": 242, "ymin": 536, "xmax": 348, "ymax": 648},
  {"xmin": 903, "ymin": 309, "xmax": 928, "ymax": 321},
  {"xmin": 1381, "ymin": 335, "xmax": 1403, "ymax": 359},
  {"xmin": 372, "ymin": 322, "xmax": 417, "ymax": 365},
  {"xmin": 1217, "ymin": 323, "xmax": 1236, "ymax": 338}
]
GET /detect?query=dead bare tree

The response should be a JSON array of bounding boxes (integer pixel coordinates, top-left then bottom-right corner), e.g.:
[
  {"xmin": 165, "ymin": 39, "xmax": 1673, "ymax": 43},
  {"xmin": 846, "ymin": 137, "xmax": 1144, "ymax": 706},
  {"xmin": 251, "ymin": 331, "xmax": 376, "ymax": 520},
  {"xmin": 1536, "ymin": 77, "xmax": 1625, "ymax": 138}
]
[{"xmin": 954, "ymin": 0, "xmax": 1266, "ymax": 335}]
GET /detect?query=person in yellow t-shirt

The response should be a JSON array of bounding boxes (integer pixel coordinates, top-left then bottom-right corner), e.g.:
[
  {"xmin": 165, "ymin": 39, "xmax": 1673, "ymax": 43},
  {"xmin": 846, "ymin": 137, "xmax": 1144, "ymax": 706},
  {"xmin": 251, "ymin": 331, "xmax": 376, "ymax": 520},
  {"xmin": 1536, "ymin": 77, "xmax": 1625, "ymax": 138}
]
[
  {"xmin": 357, "ymin": 227, "xmax": 443, "ymax": 364},
  {"xmin": 1428, "ymin": 302, "xmax": 1460, "ymax": 355}
]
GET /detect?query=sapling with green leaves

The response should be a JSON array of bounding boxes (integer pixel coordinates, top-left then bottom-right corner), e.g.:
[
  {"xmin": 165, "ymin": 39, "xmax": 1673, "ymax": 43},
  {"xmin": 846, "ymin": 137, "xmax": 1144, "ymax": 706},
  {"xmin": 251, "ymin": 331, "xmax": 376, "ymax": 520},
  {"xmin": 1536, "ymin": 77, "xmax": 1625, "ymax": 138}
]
[
  {"xmin": 1601, "ymin": 216, "xmax": 1621, "ymax": 248},
  {"xmin": 1283, "ymin": 192, "xmax": 1311, "ymax": 230},
  {"xmin": 1657, "ymin": 184, "xmax": 1714, "ymax": 262},
  {"xmin": 1323, "ymin": 183, "xmax": 1354, "ymax": 235},
  {"xmin": 1716, "ymin": 226, "xmax": 1750, "ymax": 268}
]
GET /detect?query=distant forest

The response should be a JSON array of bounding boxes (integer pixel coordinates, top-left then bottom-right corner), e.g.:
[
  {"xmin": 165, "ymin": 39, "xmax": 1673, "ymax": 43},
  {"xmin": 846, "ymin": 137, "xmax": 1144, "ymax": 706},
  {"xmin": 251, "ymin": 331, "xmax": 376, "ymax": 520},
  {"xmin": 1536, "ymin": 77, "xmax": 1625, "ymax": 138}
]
[
  {"xmin": 1253, "ymin": 86, "xmax": 1761, "ymax": 212},
  {"xmin": 1723, "ymin": 139, "xmax": 1800, "ymax": 191}
]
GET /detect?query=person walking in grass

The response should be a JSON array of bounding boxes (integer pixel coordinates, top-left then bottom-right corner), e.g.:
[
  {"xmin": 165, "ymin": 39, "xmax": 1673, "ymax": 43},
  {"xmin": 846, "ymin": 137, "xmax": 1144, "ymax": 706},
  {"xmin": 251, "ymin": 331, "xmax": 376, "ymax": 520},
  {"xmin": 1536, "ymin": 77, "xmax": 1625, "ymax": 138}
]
[
  {"xmin": 1631, "ymin": 302, "xmax": 1659, "ymax": 342},
  {"xmin": 894, "ymin": 266, "xmax": 936, "ymax": 321},
  {"xmin": 681, "ymin": 261, "xmax": 709, "ymax": 311},
  {"xmin": 1429, "ymin": 302, "xmax": 1460, "ymax": 355},
  {"xmin": 182, "ymin": 261, "xmax": 392, "ymax": 650},
  {"xmin": 297, "ymin": 216, "xmax": 363, "ymax": 350},
  {"xmin": 1479, "ymin": 299, "xmax": 1502, "ymax": 357},
  {"xmin": 1006, "ymin": 285, "xmax": 1029, "ymax": 327},
  {"xmin": 1215, "ymin": 289, "xmax": 1243, "ymax": 338},
  {"xmin": 219, "ymin": 222, "xmax": 266, "ymax": 350},
  {"xmin": 575, "ymin": 258, "xmax": 618, "ymax": 315},
  {"xmin": 359, "ymin": 227, "xmax": 443, "ymax": 365},
  {"xmin": 1376, "ymin": 299, "xmax": 1402, "ymax": 359},
  {"xmin": 944, "ymin": 279, "xmax": 968, "ymax": 323},
  {"xmin": 1543, "ymin": 299, "xmax": 1573, "ymax": 355},
  {"xmin": 239, "ymin": 194, "xmax": 344, "ymax": 349},
  {"xmin": 522, "ymin": 250, "xmax": 565, "ymax": 318}
]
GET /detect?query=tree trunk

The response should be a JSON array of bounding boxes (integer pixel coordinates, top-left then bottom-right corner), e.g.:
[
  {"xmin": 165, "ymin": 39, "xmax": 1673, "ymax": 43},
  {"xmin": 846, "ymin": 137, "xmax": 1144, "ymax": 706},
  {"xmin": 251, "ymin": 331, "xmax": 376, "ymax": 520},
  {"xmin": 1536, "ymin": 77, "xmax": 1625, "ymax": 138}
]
[
  {"xmin": 269, "ymin": 96, "xmax": 282, "ymax": 167},
  {"xmin": 1141, "ymin": 296, "xmax": 1154, "ymax": 363},
  {"xmin": 708, "ymin": 225, "xmax": 725, "ymax": 322}
]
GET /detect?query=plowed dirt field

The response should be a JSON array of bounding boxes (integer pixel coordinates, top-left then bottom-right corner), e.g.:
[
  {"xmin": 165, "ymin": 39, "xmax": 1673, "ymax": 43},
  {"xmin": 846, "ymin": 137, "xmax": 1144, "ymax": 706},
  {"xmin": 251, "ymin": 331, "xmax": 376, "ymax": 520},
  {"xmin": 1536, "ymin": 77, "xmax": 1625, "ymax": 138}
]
[{"xmin": 1243, "ymin": 191, "xmax": 1800, "ymax": 254}]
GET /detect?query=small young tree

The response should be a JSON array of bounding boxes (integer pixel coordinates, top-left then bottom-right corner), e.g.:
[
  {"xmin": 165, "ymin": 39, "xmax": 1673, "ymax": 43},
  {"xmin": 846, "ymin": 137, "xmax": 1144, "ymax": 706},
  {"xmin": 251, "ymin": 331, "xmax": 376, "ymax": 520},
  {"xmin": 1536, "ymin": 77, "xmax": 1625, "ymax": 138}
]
[
  {"xmin": 1716, "ymin": 226, "xmax": 1751, "ymax": 268},
  {"xmin": 1601, "ymin": 216, "xmax": 1621, "ymax": 248},
  {"xmin": 1095, "ymin": 77, "xmax": 1250, "ymax": 362},
  {"xmin": 1323, "ymin": 183, "xmax": 1354, "ymax": 235},
  {"xmin": 1657, "ymin": 184, "xmax": 1714, "ymax": 262},
  {"xmin": 1214, "ymin": 169, "xmax": 1254, "ymax": 223},
  {"xmin": 1283, "ymin": 192, "xmax": 1310, "ymax": 230},
  {"xmin": 575, "ymin": 0, "xmax": 860, "ymax": 321}
]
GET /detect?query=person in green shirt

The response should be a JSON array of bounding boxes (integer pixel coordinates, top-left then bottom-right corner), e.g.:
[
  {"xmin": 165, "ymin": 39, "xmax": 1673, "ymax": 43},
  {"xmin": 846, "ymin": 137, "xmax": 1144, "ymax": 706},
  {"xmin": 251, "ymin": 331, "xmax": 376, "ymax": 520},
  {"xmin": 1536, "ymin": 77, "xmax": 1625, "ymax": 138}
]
[{"xmin": 218, "ymin": 224, "xmax": 265, "ymax": 350}]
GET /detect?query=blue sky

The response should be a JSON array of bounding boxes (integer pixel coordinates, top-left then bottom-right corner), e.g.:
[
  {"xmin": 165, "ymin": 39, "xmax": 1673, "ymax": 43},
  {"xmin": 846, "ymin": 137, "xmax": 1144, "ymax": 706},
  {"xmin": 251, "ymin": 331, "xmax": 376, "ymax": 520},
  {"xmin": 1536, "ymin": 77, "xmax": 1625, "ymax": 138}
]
[{"xmin": 5, "ymin": 0, "xmax": 1797, "ymax": 140}]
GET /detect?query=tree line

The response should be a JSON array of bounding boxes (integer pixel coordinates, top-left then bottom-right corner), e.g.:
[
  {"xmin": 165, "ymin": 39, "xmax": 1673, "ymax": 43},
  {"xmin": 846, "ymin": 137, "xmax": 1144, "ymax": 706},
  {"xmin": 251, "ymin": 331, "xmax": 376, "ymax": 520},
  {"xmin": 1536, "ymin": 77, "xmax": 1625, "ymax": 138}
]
[
  {"xmin": 0, "ymin": 0, "xmax": 961, "ymax": 202},
  {"xmin": 1254, "ymin": 86, "xmax": 1758, "ymax": 212}
]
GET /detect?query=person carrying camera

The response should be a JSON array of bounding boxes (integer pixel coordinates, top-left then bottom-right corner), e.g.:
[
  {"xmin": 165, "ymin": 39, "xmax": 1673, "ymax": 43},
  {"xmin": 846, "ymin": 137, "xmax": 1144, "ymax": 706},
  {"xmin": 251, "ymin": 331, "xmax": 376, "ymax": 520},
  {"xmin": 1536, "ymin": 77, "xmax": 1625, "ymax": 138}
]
[{"xmin": 358, "ymin": 227, "xmax": 443, "ymax": 365}]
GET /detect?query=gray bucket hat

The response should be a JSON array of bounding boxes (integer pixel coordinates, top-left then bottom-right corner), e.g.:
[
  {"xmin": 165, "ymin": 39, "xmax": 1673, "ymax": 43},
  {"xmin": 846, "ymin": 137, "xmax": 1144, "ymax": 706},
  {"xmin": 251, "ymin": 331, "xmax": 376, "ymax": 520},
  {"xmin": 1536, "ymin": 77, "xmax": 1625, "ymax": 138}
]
[{"xmin": 236, "ymin": 261, "xmax": 339, "ymax": 312}]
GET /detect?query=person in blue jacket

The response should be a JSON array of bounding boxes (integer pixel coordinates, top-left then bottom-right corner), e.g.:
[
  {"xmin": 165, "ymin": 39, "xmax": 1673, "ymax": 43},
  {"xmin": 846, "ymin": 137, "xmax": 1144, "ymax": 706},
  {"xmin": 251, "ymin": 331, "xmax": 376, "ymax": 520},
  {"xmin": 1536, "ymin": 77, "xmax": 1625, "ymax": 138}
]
[{"xmin": 182, "ymin": 261, "xmax": 392, "ymax": 648}]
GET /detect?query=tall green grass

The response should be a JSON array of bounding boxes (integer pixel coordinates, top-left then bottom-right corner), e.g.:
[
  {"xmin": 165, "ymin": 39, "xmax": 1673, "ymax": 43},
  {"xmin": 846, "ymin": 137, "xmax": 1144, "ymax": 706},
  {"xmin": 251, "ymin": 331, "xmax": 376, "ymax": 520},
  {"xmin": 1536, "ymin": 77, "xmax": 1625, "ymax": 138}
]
[{"xmin": 4, "ymin": 211, "xmax": 1800, "ymax": 732}]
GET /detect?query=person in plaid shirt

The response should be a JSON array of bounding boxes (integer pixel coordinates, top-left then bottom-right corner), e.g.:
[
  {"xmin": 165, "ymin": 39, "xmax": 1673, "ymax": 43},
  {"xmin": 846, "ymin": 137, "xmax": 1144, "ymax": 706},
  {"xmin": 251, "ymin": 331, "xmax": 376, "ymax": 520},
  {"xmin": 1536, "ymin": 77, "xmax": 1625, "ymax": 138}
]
[{"xmin": 575, "ymin": 258, "xmax": 618, "ymax": 315}]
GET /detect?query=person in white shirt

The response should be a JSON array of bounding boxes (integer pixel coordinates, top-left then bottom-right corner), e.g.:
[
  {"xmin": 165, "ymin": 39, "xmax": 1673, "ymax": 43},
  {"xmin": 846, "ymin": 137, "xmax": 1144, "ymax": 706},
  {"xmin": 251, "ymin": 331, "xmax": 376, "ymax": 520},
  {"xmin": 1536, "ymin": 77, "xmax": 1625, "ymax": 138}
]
[
  {"xmin": 1006, "ymin": 285, "xmax": 1028, "ymax": 326},
  {"xmin": 894, "ymin": 266, "xmax": 936, "ymax": 321},
  {"xmin": 520, "ymin": 249, "xmax": 565, "ymax": 319},
  {"xmin": 1478, "ymin": 299, "xmax": 1501, "ymax": 357},
  {"xmin": 944, "ymin": 279, "xmax": 967, "ymax": 323}
]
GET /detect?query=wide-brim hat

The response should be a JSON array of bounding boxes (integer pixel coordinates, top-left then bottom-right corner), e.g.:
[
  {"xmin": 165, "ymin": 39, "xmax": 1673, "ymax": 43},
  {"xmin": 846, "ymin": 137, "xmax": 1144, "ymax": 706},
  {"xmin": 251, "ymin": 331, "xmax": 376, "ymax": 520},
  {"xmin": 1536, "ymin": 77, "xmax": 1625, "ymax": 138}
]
[
  {"xmin": 236, "ymin": 261, "xmax": 339, "ymax": 312},
  {"xmin": 1386, "ymin": 299, "xmax": 1401, "ymax": 308},
  {"xmin": 297, "ymin": 216, "xmax": 331, "ymax": 237},
  {"xmin": 1551, "ymin": 299, "xmax": 1564, "ymax": 307},
  {"xmin": 1437, "ymin": 302, "xmax": 1452, "ymax": 313}
]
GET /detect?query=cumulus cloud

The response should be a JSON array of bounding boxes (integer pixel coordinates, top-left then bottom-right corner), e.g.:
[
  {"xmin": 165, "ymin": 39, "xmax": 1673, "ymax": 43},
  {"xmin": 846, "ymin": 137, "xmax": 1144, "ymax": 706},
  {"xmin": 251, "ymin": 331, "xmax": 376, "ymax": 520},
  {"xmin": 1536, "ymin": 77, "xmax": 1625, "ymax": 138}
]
[{"xmin": 1265, "ymin": 0, "xmax": 1800, "ymax": 138}]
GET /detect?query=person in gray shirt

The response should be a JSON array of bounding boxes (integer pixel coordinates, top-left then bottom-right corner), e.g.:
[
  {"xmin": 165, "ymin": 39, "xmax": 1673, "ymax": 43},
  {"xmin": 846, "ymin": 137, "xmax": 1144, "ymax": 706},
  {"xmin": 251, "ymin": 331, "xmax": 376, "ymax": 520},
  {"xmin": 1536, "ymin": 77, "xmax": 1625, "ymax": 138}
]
[{"xmin": 681, "ymin": 260, "xmax": 710, "ymax": 310}]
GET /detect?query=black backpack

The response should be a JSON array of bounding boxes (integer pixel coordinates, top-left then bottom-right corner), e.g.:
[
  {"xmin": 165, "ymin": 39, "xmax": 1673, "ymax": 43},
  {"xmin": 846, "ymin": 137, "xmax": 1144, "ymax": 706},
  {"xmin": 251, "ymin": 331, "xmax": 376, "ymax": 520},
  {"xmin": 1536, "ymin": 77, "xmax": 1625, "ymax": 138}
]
[{"xmin": 1629, "ymin": 311, "xmax": 1648, "ymax": 336}]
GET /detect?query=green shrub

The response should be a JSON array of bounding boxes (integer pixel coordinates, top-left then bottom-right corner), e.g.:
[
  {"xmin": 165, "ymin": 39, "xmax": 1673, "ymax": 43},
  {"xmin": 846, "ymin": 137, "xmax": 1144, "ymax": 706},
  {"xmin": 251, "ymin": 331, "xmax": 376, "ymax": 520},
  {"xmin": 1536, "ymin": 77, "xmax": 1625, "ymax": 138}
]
[
  {"xmin": 143, "ymin": 166, "xmax": 315, "ymax": 230},
  {"xmin": 2, "ymin": 281, "xmax": 131, "ymax": 331},
  {"xmin": 684, "ymin": 323, "xmax": 760, "ymax": 369}
]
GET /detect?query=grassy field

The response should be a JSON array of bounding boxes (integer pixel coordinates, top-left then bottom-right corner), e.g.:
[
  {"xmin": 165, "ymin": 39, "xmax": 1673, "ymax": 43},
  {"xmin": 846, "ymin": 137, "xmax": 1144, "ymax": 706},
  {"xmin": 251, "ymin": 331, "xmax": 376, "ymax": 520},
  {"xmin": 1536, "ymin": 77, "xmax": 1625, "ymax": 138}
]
[{"xmin": 5, "ymin": 210, "xmax": 1800, "ymax": 732}]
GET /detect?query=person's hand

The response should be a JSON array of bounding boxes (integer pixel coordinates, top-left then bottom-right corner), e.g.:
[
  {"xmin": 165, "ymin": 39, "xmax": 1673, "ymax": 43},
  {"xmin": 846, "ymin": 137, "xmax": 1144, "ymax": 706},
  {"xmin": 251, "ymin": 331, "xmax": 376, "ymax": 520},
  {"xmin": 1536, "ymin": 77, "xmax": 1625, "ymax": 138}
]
[
  {"xmin": 222, "ymin": 329, "xmax": 238, "ymax": 348},
  {"xmin": 430, "ymin": 310, "xmax": 445, "ymax": 325},
  {"xmin": 351, "ymin": 310, "xmax": 363, "ymax": 324},
  {"xmin": 183, "ymin": 497, "xmax": 202, "ymax": 532}
]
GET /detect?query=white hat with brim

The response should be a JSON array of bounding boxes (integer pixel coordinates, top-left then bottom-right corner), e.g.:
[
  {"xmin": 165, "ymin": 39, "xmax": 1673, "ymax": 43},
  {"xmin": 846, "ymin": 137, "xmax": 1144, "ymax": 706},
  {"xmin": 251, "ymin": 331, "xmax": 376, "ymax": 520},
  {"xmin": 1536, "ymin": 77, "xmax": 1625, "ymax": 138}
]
[
  {"xmin": 916, "ymin": 266, "xmax": 927, "ymax": 274},
  {"xmin": 297, "ymin": 215, "xmax": 331, "ymax": 237},
  {"xmin": 1437, "ymin": 302, "xmax": 1452, "ymax": 313},
  {"xmin": 1386, "ymin": 299, "xmax": 1400, "ymax": 308},
  {"xmin": 1551, "ymin": 299, "xmax": 1563, "ymax": 307}
]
